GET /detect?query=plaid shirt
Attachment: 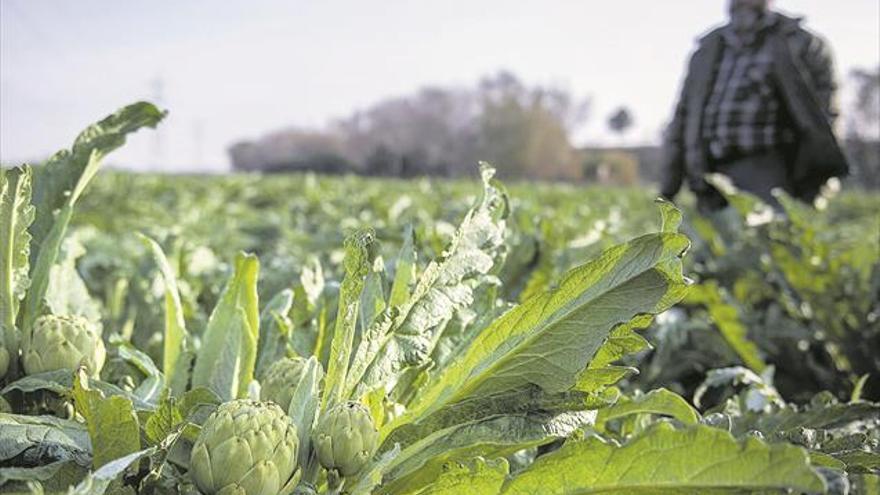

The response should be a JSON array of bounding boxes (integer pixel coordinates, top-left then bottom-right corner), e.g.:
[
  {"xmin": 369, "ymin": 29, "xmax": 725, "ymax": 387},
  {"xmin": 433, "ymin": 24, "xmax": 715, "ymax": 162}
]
[{"xmin": 702, "ymin": 14, "xmax": 794, "ymax": 160}]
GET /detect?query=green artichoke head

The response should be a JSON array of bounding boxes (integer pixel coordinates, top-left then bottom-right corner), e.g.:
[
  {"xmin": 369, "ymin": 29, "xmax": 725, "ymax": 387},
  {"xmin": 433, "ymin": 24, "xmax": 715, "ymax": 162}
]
[
  {"xmin": 314, "ymin": 401, "xmax": 379, "ymax": 478},
  {"xmin": 22, "ymin": 314, "xmax": 106, "ymax": 377},
  {"xmin": 260, "ymin": 356, "xmax": 312, "ymax": 411},
  {"xmin": 190, "ymin": 399, "xmax": 299, "ymax": 495}
]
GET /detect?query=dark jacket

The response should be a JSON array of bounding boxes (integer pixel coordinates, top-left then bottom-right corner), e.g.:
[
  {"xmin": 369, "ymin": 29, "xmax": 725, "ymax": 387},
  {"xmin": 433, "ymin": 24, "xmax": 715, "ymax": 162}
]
[{"xmin": 660, "ymin": 13, "xmax": 849, "ymax": 207}]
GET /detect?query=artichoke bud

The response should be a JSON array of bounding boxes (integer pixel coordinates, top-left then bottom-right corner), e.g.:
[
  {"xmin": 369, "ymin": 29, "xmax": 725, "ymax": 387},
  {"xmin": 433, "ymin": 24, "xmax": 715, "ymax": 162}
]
[
  {"xmin": 22, "ymin": 314, "xmax": 106, "ymax": 378},
  {"xmin": 314, "ymin": 401, "xmax": 379, "ymax": 478},
  {"xmin": 190, "ymin": 399, "xmax": 299, "ymax": 495},
  {"xmin": 260, "ymin": 357, "xmax": 315, "ymax": 411}
]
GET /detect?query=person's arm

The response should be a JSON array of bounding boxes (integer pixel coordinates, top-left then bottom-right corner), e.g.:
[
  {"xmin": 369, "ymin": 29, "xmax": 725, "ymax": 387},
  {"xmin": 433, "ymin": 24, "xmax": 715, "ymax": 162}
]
[
  {"xmin": 797, "ymin": 32, "xmax": 838, "ymax": 122},
  {"xmin": 659, "ymin": 78, "xmax": 688, "ymax": 199}
]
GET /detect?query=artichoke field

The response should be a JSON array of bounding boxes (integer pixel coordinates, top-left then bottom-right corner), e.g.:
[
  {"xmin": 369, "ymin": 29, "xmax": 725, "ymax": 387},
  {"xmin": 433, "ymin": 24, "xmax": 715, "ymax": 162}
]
[{"xmin": 0, "ymin": 102, "xmax": 877, "ymax": 494}]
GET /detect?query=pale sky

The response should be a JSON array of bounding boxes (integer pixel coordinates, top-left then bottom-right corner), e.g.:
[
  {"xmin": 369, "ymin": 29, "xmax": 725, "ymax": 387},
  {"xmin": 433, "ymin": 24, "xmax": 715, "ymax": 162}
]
[{"xmin": 2, "ymin": 0, "xmax": 878, "ymax": 172}]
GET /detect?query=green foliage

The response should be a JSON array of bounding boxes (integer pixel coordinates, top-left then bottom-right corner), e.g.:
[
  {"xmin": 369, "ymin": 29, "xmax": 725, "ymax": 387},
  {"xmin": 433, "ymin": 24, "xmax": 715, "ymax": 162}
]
[
  {"xmin": 502, "ymin": 423, "xmax": 826, "ymax": 494},
  {"xmin": 684, "ymin": 280, "xmax": 767, "ymax": 373},
  {"xmin": 1, "ymin": 101, "xmax": 878, "ymax": 494},
  {"xmin": 255, "ymin": 288, "xmax": 294, "ymax": 378},
  {"xmin": 0, "ymin": 166, "xmax": 34, "ymax": 379},
  {"xmin": 709, "ymin": 384, "xmax": 880, "ymax": 477},
  {"xmin": 345, "ymin": 165, "xmax": 509, "ymax": 409},
  {"xmin": 71, "ymin": 369, "xmax": 140, "ymax": 469},
  {"xmin": 407, "ymin": 457, "xmax": 508, "ymax": 495},
  {"xmin": 594, "ymin": 388, "xmax": 700, "ymax": 432},
  {"xmin": 287, "ymin": 356, "xmax": 324, "ymax": 470},
  {"xmin": 0, "ymin": 102, "xmax": 165, "ymax": 385},
  {"xmin": 684, "ymin": 179, "xmax": 880, "ymax": 401},
  {"xmin": 24, "ymin": 102, "xmax": 167, "ymax": 337},
  {"xmin": 139, "ymin": 234, "xmax": 191, "ymax": 396},
  {"xmin": 0, "ymin": 413, "xmax": 91, "ymax": 467},
  {"xmin": 190, "ymin": 253, "xmax": 260, "ymax": 401},
  {"xmin": 323, "ymin": 229, "xmax": 376, "ymax": 412}
]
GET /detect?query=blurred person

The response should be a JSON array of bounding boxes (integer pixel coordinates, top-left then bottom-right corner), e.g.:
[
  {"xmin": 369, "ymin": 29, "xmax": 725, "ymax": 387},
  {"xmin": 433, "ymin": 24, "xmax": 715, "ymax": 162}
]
[{"xmin": 660, "ymin": 0, "xmax": 849, "ymax": 212}]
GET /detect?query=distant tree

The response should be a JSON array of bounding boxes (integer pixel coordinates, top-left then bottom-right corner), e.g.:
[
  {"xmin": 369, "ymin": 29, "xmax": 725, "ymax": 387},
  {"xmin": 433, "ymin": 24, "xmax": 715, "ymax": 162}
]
[
  {"xmin": 845, "ymin": 67, "xmax": 880, "ymax": 189},
  {"xmin": 363, "ymin": 144, "xmax": 398, "ymax": 176},
  {"xmin": 228, "ymin": 128, "xmax": 351, "ymax": 173},
  {"xmin": 847, "ymin": 68, "xmax": 880, "ymax": 136},
  {"xmin": 607, "ymin": 106, "xmax": 634, "ymax": 138},
  {"xmin": 336, "ymin": 87, "xmax": 479, "ymax": 177},
  {"xmin": 228, "ymin": 141, "xmax": 262, "ymax": 172},
  {"xmin": 476, "ymin": 71, "xmax": 589, "ymax": 180},
  {"xmin": 228, "ymin": 70, "xmax": 591, "ymax": 180},
  {"xmin": 581, "ymin": 150, "xmax": 639, "ymax": 185}
]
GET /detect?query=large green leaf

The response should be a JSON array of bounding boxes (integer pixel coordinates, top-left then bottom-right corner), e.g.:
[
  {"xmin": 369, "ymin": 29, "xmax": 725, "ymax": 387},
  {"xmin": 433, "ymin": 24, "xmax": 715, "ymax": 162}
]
[
  {"xmin": 114, "ymin": 340, "xmax": 164, "ymax": 405},
  {"xmin": 29, "ymin": 103, "xmax": 166, "ymax": 251},
  {"xmin": 44, "ymin": 237, "xmax": 101, "ymax": 322},
  {"xmin": 728, "ymin": 398, "xmax": 880, "ymax": 438},
  {"xmin": 67, "ymin": 447, "xmax": 156, "ymax": 495},
  {"xmin": 347, "ymin": 164, "xmax": 508, "ymax": 401},
  {"xmin": 0, "ymin": 166, "xmax": 34, "ymax": 378},
  {"xmin": 191, "ymin": 253, "xmax": 260, "ymax": 401},
  {"xmin": 576, "ymin": 200, "xmax": 684, "ymax": 391},
  {"xmin": 388, "ymin": 224, "xmax": 417, "ymax": 309},
  {"xmin": 282, "ymin": 361, "xmax": 324, "ymax": 494},
  {"xmin": 0, "ymin": 369, "xmax": 153, "ymax": 411},
  {"xmin": 594, "ymin": 388, "xmax": 700, "ymax": 431},
  {"xmin": 0, "ymin": 460, "xmax": 87, "ymax": 493},
  {"xmin": 290, "ymin": 256, "xmax": 325, "ymax": 358},
  {"xmin": 578, "ymin": 315, "xmax": 652, "ymax": 390},
  {"xmin": 0, "ymin": 413, "xmax": 91, "ymax": 467},
  {"xmin": 359, "ymin": 258, "xmax": 387, "ymax": 337},
  {"xmin": 24, "ymin": 102, "xmax": 166, "ymax": 335},
  {"xmin": 71, "ymin": 370, "xmax": 140, "ymax": 470},
  {"xmin": 288, "ymin": 357, "xmax": 323, "ymax": 470},
  {"xmin": 389, "ymin": 225, "xmax": 689, "ymax": 435},
  {"xmin": 144, "ymin": 387, "xmax": 220, "ymax": 445},
  {"xmin": 408, "ymin": 457, "xmax": 508, "ymax": 495},
  {"xmin": 372, "ymin": 384, "xmax": 617, "ymax": 490},
  {"xmin": 255, "ymin": 289, "xmax": 294, "ymax": 378},
  {"xmin": 429, "ymin": 279, "xmax": 505, "ymax": 377},
  {"xmin": 378, "ymin": 410, "xmax": 594, "ymax": 494},
  {"xmin": 323, "ymin": 229, "xmax": 375, "ymax": 411},
  {"xmin": 717, "ymin": 393, "xmax": 880, "ymax": 473},
  {"xmin": 383, "ymin": 385, "xmax": 613, "ymax": 452},
  {"xmin": 502, "ymin": 423, "xmax": 826, "ymax": 494},
  {"xmin": 139, "ymin": 234, "xmax": 190, "ymax": 395}
]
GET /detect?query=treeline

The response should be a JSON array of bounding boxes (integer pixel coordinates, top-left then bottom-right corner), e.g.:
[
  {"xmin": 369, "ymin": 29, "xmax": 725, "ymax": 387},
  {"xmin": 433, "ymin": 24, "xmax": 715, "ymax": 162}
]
[
  {"xmin": 229, "ymin": 71, "xmax": 593, "ymax": 180},
  {"xmin": 228, "ymin": 67, "xmax": 880, "ymax": 187},
  {"xmin": 845, "ymin": 68, "xmax": 880, "ymax": 189}
]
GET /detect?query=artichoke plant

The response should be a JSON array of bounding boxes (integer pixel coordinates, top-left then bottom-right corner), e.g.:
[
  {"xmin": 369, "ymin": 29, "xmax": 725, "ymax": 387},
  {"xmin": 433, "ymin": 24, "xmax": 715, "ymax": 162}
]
[
  {"xmin": 22, "ymin": 314, "xmax": 106, "ymax": 377},
  {"xmin": 190, "ymin": 400, "xmax": 299, "ymax": 495},
  {"xmin": 314, "ymin": 401, "xmax": 379, "ymax": 478},
  {"xmin": 260, "ymin": 356, "xmax": 311, "ymax": 411}
]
